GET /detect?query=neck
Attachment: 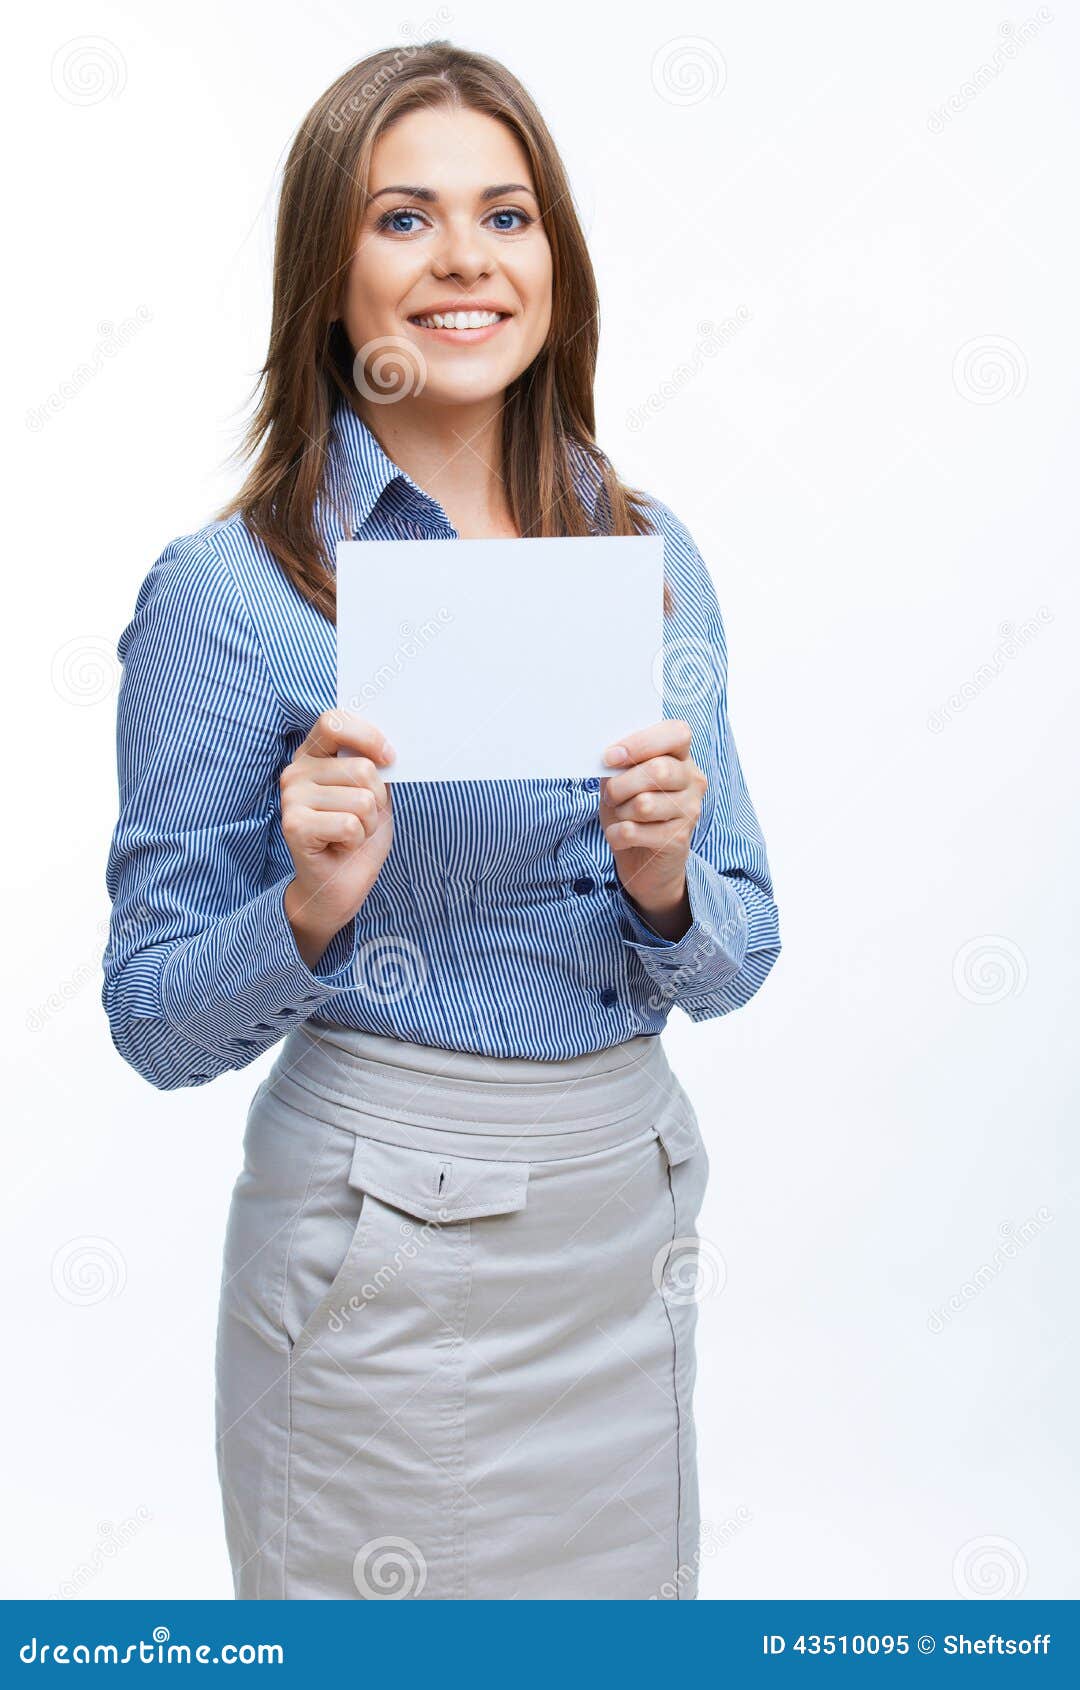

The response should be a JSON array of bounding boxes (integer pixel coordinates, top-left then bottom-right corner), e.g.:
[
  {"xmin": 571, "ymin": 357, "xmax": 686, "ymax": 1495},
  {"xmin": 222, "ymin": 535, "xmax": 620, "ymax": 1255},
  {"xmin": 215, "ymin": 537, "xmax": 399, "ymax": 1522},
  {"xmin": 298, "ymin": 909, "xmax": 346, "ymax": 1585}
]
[{"xmin": 358, "ymin": 395, "xmax": 517, "ymax": 538}]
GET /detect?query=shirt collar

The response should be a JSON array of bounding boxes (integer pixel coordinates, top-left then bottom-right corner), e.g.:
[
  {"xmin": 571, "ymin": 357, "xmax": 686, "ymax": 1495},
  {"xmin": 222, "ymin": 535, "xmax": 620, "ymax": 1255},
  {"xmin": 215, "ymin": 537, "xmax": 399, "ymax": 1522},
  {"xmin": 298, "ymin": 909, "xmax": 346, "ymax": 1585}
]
[{"xmin": 322, "ymin": 399, "xmax": 604, "ymax": 539}]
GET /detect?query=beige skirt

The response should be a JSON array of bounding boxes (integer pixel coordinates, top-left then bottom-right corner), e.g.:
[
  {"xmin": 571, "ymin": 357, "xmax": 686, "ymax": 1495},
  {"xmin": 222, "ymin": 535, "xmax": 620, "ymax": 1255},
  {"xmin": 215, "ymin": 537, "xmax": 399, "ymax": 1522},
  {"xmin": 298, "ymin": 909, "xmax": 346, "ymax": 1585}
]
[{"xmin": 214, "ymin": 1020, "xmax": 709, "ymax": 1599}]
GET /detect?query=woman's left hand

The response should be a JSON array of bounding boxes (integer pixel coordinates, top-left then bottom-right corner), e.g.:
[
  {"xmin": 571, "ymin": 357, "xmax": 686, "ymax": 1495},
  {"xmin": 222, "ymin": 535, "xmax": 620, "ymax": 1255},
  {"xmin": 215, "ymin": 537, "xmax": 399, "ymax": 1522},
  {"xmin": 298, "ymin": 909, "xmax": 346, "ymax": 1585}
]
[{"xmin": 598, "ymin": 719, "xmax": 707, "ymax": 941}]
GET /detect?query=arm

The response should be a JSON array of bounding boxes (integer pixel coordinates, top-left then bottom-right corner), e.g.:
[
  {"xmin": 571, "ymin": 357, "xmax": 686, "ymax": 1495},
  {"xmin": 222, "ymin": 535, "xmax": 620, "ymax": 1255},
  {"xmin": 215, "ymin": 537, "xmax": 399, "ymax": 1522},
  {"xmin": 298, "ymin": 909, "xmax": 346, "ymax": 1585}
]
[
  {"xmin": 614, "ymin": 537, "xmax": 782, "ymax": 1021},
  {"xmin": 102, "ymin": 533, "xmax": 359, "ymax": 1090}
]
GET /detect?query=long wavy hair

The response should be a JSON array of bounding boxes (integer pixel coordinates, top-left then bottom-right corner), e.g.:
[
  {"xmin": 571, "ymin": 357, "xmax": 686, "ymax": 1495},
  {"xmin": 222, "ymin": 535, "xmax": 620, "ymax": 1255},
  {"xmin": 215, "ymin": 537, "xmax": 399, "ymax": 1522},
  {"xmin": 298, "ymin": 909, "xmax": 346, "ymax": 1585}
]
[{"xmin": 219, "ymin": 39, "xmax": 672, "ymax": 619}]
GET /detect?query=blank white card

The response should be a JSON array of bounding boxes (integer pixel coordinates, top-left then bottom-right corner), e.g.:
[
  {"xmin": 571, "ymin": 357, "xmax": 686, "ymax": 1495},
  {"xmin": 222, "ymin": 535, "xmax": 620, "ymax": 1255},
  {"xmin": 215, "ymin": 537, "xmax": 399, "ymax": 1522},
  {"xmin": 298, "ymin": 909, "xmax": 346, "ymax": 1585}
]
[{"xmin": 335, "ymin": 535, "xmax": 665, "ymax": 782}]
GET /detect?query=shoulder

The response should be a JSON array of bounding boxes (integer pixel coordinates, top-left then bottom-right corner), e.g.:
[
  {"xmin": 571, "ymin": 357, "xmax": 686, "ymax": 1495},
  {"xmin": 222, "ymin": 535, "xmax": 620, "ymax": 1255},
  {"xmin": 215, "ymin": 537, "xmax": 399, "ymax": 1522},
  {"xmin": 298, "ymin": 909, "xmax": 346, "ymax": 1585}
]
[
  {"xmin": 570, "ymin": 434, "xmax": 714, "ymax": 601},
  {"xmin": 117, "ymin": 515, "xmax": 283, "ymax": 696},
  {"xmin": 119, "ymin": 512, "xmax": 298, "ymax": 658},
  {"xmin": 125, "ymin": 514, "xmax": 244, "ymax": 612},
  {"xmin": 633, "ymin": 492, "xmax": 726, "ymax": 643},
  {"xmin": 637, "ymin": 492, "xmax": 700, "ymax": 562}
]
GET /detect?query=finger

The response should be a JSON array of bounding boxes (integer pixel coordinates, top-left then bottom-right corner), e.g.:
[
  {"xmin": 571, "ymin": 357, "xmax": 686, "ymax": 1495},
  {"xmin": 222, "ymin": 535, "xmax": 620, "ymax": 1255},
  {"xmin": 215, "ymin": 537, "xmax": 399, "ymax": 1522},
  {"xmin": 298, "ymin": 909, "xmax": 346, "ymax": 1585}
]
[
  {"xmin": 601, "ymin": 754, "xmax": 695, "ymax": 807},
  {"xmin": 602, "ymin": 718, "xmax": 692, "ymax": 770},
  {"xmin": 302, "ymin": 785, "xmax": 382, "ymax": 819},
  {"xmin": 296, "ymin": 754, "xmax": 388, "ymax": 806},
  {"xmin": 292, "ymin": 808, "xmax": 375, "ymax": 851},
  {"xmin": 606, "ymin": 789, "xmax": 689, "ymax": 826},
  {"xmin": 297, "ymin": 709, "xmax": 395, "ymax": 764},
  {"xmin": 604, "ymin": 817, "xmax": 693, "ymax": 852}
]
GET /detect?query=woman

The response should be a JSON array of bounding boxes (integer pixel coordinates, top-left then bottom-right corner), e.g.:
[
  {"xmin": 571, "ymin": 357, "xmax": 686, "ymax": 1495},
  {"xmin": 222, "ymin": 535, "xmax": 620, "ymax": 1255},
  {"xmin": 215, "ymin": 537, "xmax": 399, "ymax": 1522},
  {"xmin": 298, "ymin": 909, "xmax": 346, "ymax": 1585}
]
[{"xmin": 102, "ymin": 41, "xmax": 781, "ymax": 1601}]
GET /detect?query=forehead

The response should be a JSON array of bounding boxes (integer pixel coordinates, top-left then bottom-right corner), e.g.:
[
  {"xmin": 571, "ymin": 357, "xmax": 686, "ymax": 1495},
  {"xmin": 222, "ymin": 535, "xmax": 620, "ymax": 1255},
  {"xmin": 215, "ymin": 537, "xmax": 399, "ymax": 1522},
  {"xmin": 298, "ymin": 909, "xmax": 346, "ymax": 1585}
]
[{"xmin": 370, "ymin": 106, "xmax": 535, "ymax": 194}]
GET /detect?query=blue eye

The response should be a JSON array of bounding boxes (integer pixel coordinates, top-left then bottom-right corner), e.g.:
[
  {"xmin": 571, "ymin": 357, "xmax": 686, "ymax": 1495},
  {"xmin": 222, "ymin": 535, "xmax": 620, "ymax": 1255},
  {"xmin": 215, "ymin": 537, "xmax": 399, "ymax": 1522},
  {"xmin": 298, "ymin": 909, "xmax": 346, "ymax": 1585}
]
[
  {"xmin": 380, "ymin": 208, "xmax": 424, "ymax": 234},
  {"xmin": 374, "ymin": 204, "xmax": 534, "ymax": 236},
  {"xmin": 488, "ymin": 208, "xmax": 531, "ymax": 231}
]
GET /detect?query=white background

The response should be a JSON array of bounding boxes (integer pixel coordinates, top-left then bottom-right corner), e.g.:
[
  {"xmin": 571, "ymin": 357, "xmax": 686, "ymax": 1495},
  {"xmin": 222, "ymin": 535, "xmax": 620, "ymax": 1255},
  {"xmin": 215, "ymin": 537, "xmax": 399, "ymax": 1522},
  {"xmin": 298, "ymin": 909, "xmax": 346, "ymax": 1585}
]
[{"xmin": 5, "ymin": 0, "xmax": 1077, "ymax": 1601}]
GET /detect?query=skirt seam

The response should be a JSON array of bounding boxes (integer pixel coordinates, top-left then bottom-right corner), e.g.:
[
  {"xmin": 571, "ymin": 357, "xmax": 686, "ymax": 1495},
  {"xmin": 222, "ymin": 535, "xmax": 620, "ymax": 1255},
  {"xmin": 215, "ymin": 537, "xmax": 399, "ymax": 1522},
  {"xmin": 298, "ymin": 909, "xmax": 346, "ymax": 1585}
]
[
  {"xmin": 455, "ymin": 1221, "xmax": 475, "ymax": 1599},
  {"xmin": 282, "ymin": 1117, "xmax": 340, "ymax": 1599},
  {"xmin": 273, "ymin": 1068, "xmax": 655, "ymax": 1135},
  {"xmin": 255, "ymin": 1097, "xmax": 665, "ymax": 1168},
  {"xmin": 661, "ymin": 1160, "xmax": 684, "ymax": 1598}
]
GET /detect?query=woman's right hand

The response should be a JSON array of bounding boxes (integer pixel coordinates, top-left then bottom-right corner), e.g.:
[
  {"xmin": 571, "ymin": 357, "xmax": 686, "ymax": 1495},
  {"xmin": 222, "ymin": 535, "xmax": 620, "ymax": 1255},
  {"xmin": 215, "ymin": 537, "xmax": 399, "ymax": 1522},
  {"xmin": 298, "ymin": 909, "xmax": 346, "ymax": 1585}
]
[{"xmin": 281, "ymin": 710, "xmax": 396, "ymax": 970}]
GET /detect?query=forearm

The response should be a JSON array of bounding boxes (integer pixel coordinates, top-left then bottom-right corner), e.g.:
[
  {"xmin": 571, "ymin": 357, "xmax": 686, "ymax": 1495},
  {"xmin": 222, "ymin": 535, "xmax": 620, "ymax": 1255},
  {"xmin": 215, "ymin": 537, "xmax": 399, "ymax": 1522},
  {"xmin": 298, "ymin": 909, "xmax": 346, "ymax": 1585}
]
[
  {"xmin": 104, "ymin": 876, "xmax": 360, "ymax": 1090},
  {"xmin": 620, "ymin": 873, "xmax": 692, "ymax": 942},
  {"xmin": 284, "ymin": 878, "xmax": 345, "ymax": 971},
  {"xmin": 617, "ymin": 849, "xmax": 753, "ymax": 1002}
]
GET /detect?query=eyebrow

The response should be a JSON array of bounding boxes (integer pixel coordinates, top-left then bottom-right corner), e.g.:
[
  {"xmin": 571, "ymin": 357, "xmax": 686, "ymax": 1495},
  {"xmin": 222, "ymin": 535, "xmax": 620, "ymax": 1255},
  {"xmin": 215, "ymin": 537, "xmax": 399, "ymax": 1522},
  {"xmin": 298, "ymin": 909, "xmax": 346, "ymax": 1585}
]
[{"xmin": 368, "ymin": 182, "xmax": 538, "ymax": 204}]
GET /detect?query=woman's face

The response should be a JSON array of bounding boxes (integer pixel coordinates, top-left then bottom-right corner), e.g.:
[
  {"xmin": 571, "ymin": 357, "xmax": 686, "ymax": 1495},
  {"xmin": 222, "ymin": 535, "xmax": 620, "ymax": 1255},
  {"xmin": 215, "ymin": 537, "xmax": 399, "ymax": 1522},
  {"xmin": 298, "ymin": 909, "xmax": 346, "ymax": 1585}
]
[{"xmin": 341, "ymin": 106, "xmax": 553, "ymax": 411}]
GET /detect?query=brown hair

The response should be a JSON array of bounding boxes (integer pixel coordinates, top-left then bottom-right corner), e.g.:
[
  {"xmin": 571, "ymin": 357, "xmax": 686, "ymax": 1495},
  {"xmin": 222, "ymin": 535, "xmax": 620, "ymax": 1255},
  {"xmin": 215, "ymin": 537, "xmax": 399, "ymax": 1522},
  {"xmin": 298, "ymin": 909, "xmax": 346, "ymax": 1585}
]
[{"xmin": 219, "ymin": 40, "xmax": 672, "ymax": 618}]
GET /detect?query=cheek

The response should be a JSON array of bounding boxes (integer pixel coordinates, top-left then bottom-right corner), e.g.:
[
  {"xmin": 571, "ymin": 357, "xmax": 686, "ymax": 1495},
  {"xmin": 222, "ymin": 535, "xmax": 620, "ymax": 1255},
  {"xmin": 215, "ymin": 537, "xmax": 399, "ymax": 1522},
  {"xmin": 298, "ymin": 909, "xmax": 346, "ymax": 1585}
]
[
  {"xmin": 523, "ymin": 278, "xmax": 557, "ymax": 354},
  {"xmin": 340, "ymin": 267, "xmax": 371, "ymax": 346},
  {"xmin": 342, "ymin": 245, "xmax": 410, "ymax": 340},
  {"xmin": 518, "ymin": 250, "xmax": 554, "ymax": 346},
  {"xmin": 532, "ymin": 248, "xmax": 554, "ymax": 318}
]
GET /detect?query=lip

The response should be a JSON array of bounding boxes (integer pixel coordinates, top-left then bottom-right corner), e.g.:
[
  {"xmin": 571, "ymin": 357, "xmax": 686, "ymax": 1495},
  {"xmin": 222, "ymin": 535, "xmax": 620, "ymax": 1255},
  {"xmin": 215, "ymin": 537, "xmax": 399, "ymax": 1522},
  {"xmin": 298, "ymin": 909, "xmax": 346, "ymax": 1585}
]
[
  {"xmin": 408, "ymin": 300, "xmax": 512, "ymax": 318},
  {"xmin": 405, "ymin": 310, "xmax": 513, "ymax": 346}
]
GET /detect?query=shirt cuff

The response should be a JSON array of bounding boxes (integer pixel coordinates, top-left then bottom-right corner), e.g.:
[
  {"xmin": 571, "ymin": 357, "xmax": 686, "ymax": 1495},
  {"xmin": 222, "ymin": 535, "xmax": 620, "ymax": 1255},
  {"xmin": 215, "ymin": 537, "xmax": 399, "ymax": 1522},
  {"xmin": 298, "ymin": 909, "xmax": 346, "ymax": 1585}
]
[
  {"xmin": 616, "ymin": 850, "xmax": 749, "ymax": 1005},
  {"xmin": 158, "ymin": 874, "xmax": 358, "ymax": 1056}
]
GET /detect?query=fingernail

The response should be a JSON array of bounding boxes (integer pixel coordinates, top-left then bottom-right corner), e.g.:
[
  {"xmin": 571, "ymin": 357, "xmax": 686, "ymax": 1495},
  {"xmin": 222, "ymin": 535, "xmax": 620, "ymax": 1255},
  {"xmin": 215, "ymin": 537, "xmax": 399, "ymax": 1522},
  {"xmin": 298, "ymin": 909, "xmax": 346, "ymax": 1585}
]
[
  {"xmin": 381, "ymin": 741, "xmax": 396, "ymax": 761},
  {"xmin": 604, "ymin": 744, "xmax": 628, "ymax": 765}
]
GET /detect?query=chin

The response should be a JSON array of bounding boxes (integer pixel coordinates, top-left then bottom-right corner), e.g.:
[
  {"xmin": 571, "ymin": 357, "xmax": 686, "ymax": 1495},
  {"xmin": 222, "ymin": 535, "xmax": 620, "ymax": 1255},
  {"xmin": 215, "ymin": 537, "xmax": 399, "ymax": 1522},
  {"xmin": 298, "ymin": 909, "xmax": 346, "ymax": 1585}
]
[{"xmin": 425, "ymin": 371, "xmax": 516, "ymax": 406}]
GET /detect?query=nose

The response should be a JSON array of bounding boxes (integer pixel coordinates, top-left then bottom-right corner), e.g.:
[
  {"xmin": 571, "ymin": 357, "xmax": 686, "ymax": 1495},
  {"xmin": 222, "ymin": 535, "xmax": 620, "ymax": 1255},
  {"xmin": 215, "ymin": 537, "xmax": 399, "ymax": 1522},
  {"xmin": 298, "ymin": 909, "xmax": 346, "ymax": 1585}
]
[{"xmin": 431, "ymin": 212, "xmax": 494, "ymax": 284}]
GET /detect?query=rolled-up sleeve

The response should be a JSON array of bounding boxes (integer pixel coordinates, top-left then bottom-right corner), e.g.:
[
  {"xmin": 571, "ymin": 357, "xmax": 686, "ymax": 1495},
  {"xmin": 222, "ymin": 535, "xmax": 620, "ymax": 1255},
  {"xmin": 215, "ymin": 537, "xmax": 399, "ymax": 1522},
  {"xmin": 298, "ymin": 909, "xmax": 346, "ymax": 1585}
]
[
  {"xmin": 102, "ymin": 533, "xmax": 357, "ymax": 1090},
  {"xmin": 615, "ymin": 522, "xmax": 782, "ymax": 1021}
]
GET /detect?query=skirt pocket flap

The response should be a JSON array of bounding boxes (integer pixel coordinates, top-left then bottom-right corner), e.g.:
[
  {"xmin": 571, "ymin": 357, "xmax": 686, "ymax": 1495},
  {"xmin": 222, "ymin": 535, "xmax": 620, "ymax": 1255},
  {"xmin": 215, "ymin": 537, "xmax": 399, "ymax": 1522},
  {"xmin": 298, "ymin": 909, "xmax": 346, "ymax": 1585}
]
[
  {"xmin": 347, "ymin": 1134, "xmax": 529, "ymax": 1224},
  {"xmin": 655, "ymin": 1093, "xmax": 703, "ymax": 1167}
]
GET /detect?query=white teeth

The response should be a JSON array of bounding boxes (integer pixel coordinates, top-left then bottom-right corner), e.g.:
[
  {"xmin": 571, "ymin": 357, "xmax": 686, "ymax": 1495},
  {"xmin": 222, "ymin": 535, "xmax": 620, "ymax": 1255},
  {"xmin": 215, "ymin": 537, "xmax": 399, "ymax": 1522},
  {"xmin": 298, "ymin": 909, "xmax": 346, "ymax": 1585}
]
[{"xmin": 413, "ymin": 310, "xmax": 504, "ymax": 330}]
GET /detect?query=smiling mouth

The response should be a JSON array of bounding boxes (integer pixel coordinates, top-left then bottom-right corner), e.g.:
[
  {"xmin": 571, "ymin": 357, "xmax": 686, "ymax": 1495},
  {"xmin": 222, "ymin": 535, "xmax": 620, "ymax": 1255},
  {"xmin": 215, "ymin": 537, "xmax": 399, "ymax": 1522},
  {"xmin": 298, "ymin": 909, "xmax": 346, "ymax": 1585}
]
[{"xmin": 407, "ymin": 311, "xmax": 511, "ymax": 332}]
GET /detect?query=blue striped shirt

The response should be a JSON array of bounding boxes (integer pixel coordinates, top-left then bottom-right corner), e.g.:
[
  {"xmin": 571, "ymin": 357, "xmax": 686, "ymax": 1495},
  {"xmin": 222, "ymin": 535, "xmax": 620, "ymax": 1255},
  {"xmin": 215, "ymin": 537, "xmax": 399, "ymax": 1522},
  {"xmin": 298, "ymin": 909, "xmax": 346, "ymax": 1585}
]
[{"xmin": 102, "ymin": 401, "xmax": 781, "ymax": 1089}]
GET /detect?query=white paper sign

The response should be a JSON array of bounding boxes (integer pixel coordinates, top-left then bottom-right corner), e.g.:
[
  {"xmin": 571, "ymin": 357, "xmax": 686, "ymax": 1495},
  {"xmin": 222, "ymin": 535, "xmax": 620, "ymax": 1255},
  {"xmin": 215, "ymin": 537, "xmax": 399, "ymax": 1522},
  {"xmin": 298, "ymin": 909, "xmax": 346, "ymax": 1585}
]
[{"xmin": 335, "ymin": 534, "xmax": 664, "ymax": 781}]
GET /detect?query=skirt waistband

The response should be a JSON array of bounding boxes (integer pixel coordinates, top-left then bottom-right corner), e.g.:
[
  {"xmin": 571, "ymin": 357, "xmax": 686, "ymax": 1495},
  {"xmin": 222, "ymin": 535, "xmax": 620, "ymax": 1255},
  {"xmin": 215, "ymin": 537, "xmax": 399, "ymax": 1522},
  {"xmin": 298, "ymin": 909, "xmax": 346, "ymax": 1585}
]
[{"xmin": 262, "ymin": 1021, "xmax": 683, "ymax": 1160}]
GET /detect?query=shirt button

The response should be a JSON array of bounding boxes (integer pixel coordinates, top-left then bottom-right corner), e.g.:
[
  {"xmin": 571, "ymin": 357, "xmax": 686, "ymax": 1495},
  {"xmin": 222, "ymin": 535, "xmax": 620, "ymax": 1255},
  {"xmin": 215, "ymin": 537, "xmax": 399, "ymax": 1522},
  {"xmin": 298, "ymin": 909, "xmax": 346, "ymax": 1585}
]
[
  {"xmin": 599, "ymin": 988, "xmax": 618, "ymax": 1008},
  {"xmin": 583, "ymin": 777, "xmax": 600, "ymax": 791},
  {"xmin": 604, "ymin": 878, "xmax": 618, "ymax": 890},
  {"xmin": 572, "ymin": 877, "xmax": 595, "ymax": 896}
]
